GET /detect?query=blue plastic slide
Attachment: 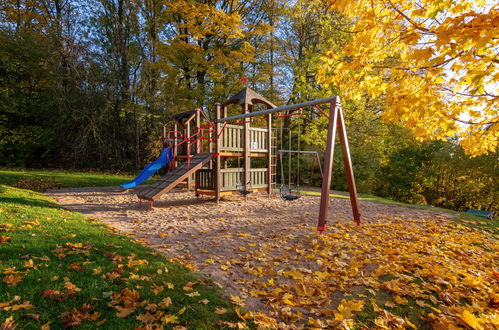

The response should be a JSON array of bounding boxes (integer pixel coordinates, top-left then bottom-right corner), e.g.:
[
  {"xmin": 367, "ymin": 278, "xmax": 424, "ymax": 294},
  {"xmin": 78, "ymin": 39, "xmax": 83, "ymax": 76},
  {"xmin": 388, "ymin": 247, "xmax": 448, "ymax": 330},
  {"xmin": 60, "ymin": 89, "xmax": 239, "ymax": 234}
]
[{"xmin": 120, "ymin": 147, "xmax": 174, "ymax": 189}]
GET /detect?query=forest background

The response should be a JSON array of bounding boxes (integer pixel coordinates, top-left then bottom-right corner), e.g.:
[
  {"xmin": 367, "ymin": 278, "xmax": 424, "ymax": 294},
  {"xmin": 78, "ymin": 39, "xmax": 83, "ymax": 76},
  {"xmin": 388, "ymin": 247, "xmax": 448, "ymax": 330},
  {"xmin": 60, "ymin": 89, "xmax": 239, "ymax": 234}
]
[{"xmin": 0, "ymin": 0, "xmax": 497, "ymax": 212}]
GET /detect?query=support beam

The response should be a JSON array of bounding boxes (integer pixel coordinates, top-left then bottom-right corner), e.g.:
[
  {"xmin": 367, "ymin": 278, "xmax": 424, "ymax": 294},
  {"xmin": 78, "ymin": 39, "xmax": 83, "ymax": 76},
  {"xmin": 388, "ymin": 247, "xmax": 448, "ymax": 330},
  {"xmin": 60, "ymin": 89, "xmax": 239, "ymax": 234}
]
[
  {"xmin": 217, "ymin": 97, "xmax": 336, "ymax": 123},
  {"xmin": 317, "ymin": 97, "xmax": 339, "ymax": 232},
  {"xmin": 267, "ymin": 113, "xmax": 272, "ymax": 195},
  {"xmin": 215, "ymin": 103, "xmax": 221, "ymax": 202},
  {"xmin": 243, "ymin": 103, "xmax": 250, "ymax": 187},
  {"xmin": 337, "ymin": 105, "xmax": 361, "ymax": 225}
]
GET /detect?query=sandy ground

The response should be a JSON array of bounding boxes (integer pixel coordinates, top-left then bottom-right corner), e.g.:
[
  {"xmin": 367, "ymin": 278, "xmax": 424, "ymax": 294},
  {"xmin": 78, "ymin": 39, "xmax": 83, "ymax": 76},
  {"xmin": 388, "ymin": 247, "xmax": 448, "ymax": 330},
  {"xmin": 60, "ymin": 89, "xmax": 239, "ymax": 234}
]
[{"xmin": 46, "ymin": 186, "xmax": 454, "ymax": 318}]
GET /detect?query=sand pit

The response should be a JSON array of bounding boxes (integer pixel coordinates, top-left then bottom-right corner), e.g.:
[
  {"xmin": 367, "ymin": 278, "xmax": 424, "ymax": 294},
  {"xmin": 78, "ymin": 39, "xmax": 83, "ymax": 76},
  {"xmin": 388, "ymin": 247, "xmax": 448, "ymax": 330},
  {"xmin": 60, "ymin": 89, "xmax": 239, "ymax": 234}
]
[{"xmin": 46, "ymin": 186, "xmax": 455, "ymax": 324}]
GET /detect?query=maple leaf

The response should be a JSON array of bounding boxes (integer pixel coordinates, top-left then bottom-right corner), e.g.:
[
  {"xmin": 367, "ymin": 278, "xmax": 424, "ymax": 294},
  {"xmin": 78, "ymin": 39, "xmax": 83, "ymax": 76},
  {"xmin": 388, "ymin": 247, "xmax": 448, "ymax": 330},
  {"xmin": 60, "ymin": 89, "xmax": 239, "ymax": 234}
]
[
  {"xmin": 158, "ymin": 297, "xmax": 172, "ymax": 308},
  {"xmin": 8, "ymin": 301, "xmax": 34, "ymax": 311},
  {"xmin": 334, "ymin": 299, "xmax": 365, "ymax": 321},
  {"xmin": 459, "ymin": 310, "xmax": 484, "ymax": 330},
  {"xmin": 136, "ymin": 312, "xmax": 157, "ymax": 324},
  {"xmin": 42, "ymin": 290, "xmax": 70, "ymax": 302},
  {"xmin": 0, "ymin": 316, "xmax": 16, "ymax": 330},
  {"xmin": 214, "ymin": 307, "xmax": 227, "ymax": 314},
  {"xmin": 2, "ymin": 275, "xmax": 23, "ymax": 286},
  {"xmin": 230, "ymin": 296, "xmax": 245, "ymax": 307},
  {"xmin": 0, "ymin": 236, "xmax": 10, "ymax": 244},
  {"xmin": 161, "ymin": 314, "xmax": 179, "ymax": 324},
  {"xmin": 393, "ymin": 295, "xmax": 408, "ymax": 305},
  {"xmin": 115, "ymin": 305, "xmax": 136, "ymax": 318},
  {"xmin": 151, "ymin": 285, "xmax": 164, "ymax": 295},
  {"xmin": 186, "ymin": 291, "xmax": 200, "ymax": 297}
]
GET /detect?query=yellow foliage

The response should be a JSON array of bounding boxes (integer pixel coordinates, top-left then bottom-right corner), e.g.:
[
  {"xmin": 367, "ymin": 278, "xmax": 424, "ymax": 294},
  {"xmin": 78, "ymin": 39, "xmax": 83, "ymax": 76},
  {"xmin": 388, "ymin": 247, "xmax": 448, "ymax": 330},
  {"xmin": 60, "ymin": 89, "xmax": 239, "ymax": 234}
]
[{"xmin": 318, "ymin": 1, "xmax": 498, "ymax": 156}]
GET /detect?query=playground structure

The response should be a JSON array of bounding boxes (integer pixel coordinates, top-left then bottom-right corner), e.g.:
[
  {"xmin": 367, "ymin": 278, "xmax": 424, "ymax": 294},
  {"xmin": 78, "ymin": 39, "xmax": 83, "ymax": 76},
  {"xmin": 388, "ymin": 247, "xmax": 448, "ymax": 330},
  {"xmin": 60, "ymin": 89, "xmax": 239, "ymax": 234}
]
[
  {"xmin": 128, "ymin": 87, "xmax": 361, "ymax": 232},
  {"xmin": 137, "ymin": 87, "xmax": 275, "ymax": 203}
]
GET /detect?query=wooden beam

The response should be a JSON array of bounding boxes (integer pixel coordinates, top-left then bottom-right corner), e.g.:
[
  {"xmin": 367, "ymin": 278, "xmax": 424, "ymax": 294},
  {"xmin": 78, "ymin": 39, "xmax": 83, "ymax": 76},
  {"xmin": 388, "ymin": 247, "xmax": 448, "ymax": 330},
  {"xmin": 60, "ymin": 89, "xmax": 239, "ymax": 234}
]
[
  {"xmin": 337, "ymin": 104, "xmax": 361, "ymax": 224},
  {"xmin": 215, "ymin": 103, "xmax": 221, "ymax": 202},
  {"xmin": 317, "ymin": 97, "xmax": 339, "ymax": 233},
  {"xmin": 267, "ymin": 113, "xmax": 272, "ymax": 195}
]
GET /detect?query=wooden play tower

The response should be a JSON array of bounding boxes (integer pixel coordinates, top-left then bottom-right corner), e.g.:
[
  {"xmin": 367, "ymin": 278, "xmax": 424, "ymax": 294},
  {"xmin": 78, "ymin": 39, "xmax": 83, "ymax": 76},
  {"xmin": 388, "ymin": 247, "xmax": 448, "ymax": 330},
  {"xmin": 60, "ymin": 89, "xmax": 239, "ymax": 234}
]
[
  {"xmin": 137, "ymin": 87, "xmax": 276, "ymax": 203},
  {"xmin": 136, "ymin": 86, "xmax": 361, "ymax": 232}
]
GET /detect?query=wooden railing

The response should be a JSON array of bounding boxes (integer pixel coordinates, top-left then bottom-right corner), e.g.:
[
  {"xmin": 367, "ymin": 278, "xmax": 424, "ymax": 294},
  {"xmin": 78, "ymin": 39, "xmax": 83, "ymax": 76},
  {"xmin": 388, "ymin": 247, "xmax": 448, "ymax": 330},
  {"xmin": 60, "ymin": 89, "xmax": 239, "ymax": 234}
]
[
  {"xmin": 220, "ymin": 124, "xmax": 269, "ymax": 153},
  {"xmin": 220, "ymin": 168, "xmax": 268, "ymax": 191},
  {"xmin": 249, "ymin": 127, "xmax": 268, "ymax": 152},
  {"xmin": 221, "ymin": 125, "xmax": 243, "ymax": 152},
  {"xmin": 196, "ymin": 169, "xmax": 215, "ymax": 190}
]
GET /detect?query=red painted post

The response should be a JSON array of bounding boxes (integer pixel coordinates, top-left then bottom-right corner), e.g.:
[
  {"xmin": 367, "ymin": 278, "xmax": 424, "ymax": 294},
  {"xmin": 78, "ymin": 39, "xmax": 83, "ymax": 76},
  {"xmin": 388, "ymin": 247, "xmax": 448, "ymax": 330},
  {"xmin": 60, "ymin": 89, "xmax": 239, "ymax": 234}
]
[
  {"xmin": 139, "ymin": 199, "xmax": 142, "ymax": 208},
  {"xmin": 337, "ymin": 104, "xmax": 362, "ymax": 225},
  {"xmin": 149, "ymin": 200, "xmax": 153, "ymax": 210},
  {"xmin": 317, "ymin": 97, "xmax": 339, "ymax": 233}
]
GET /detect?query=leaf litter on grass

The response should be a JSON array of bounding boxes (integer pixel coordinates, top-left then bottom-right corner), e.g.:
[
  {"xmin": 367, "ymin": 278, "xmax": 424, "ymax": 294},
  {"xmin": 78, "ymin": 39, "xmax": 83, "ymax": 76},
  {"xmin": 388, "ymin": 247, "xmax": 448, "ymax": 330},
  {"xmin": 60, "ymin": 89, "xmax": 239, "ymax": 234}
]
[{"xmin": 177, "ymin": 216, "xmax": 498, "ymax": 329}]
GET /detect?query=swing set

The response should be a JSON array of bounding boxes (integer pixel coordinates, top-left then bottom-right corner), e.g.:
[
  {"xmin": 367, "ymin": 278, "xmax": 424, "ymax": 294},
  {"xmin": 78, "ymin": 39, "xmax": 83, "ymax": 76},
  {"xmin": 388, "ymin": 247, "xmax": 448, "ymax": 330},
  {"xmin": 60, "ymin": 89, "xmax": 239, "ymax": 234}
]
[{"xmin": 217, "ymin": 95, "xmax": 362, "ymax": 232}]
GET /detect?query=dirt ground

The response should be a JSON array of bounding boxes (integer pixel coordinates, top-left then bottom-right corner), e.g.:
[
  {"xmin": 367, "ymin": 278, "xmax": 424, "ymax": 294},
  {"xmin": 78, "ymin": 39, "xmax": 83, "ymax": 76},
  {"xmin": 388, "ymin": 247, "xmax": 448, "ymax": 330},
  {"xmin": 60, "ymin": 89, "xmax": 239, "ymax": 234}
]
[{"xmin": 46, "ymin": 186, "xmax": 454, "ymax": 319}]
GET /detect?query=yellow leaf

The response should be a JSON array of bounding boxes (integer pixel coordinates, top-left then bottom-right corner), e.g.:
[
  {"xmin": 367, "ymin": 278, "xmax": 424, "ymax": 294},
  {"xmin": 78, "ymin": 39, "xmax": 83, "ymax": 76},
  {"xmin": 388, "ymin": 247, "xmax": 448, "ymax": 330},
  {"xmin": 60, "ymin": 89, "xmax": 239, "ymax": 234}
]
[
  {"xmin": 161, "ymin": 314, "xmax": 179, "ymax": 324},
  {"xmin": 231, "ymin": 296, "xmax": 245, "ymax": 306},
  {"xmin": 394, "ymin": 295, "xmax": 408, "ymax": 305},
  {"xmin": 215, "ymin": 308, "xmax": 227, "ymax": 314},
  {"xmin": 158, "ymin": 297, "xmax": 172, "ymax": 308},
  {"xmin": 459, "ymin": 310, "xmax": 484, "ymax": 330}
]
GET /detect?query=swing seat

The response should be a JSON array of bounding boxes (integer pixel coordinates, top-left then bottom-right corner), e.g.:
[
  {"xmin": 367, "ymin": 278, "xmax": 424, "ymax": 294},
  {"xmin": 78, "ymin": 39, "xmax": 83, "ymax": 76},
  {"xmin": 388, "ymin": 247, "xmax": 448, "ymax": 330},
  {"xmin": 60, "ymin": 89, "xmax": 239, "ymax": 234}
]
[
  {"xmin": 239, "ymin": 189, "xmax": 252, "ymax": 196},
  {"xmin": 237, "ymin": 182, "xmax": 253, "ymax": 196},
  {"xmin": 281, "ymin": 193, "xmax": 300, "ymax": 201},
  {"xmin": 280, "ymin": 186, "xmax": 300, "ymax": 201}
]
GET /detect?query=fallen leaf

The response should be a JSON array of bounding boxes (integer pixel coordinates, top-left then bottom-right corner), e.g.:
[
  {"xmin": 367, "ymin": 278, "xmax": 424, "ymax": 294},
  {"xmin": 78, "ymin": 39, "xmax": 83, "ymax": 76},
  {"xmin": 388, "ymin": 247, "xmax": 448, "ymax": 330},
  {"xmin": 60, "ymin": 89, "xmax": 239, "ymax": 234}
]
[
  {"xmin": 215, "ymin": 307, "xmax": 227, "ymax": 314},
  {"xmin": 2, "ymin": 275, "xmax": 24, "ymax": 286},
  {"xmin": 0, "ymin": 316, "xmax": 16, "ymax": 330},
  {"xmin": 459, "ymin": 310, "xmax": 484, "ymax": 330},
  {"xmin": 0, "ymin": 236, "xmax": 11, "ymax": 244},
  {"xmin": 161, "ymin": 314, "xmax": 179, "ymax": 324}
]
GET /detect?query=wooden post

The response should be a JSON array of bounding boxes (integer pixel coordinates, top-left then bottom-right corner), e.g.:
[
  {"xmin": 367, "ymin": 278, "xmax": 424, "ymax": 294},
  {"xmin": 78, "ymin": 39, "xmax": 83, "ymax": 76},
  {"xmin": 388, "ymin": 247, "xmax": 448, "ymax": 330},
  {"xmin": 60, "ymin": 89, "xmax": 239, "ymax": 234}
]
[
  {"xmin": 196, "ymin": 109, "xmax": 201, "ymax": 154},
  {"xmin": 161, "ymin": 126, "xmax": 167, "ymax": 149},
  {"xmin": 186, "ymin": 120, "xmax": 192, "ymax": 190},
  {"xmin": 215, "ymin": 103, "xmax": 221, "ymax": 202},
  {"xmin": 267, "ymin": 113, "xmax": 272, "ymax": 195},
  {"xmin": 337, "ymin": 103, "xmax": 361, "ymax": 224},
  {"xmin": 317, "ymin": 97, "xmax": 339, "ymax": 232},
  {"xmin": 173, "ymin": 122, "xmax": 178, "ymax": 170},
  {"xmin": 243, "ymin": 103, "xmax": 250, "ymax": 187}
]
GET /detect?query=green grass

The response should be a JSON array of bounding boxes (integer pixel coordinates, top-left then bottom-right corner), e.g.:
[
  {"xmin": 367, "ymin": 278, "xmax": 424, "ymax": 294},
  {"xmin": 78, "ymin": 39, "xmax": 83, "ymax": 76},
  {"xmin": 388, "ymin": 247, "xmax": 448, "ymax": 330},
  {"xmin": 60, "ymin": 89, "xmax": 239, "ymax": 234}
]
[
  {"xmin": 0, "ymin": 173, "xmax": 240, "ymax": 328},
  {"xmin": 0, "ymin": 168, "xmax": 156, "ymax": 189}
]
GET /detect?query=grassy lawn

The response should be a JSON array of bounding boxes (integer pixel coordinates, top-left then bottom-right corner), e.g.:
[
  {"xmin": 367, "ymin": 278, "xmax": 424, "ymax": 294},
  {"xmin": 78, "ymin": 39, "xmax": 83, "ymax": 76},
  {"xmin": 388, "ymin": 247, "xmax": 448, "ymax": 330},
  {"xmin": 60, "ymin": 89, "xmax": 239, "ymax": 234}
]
[
  {"xmin": 1, "ymin": 169, "xmax": 497, "ymax": 329},
  {"xmin": 0, "ymin": 171, "xmax": 243, "ymax": 329},
  {"xmin": 0, "ymin": 168, "xmax": 156, "ymax": 190}
]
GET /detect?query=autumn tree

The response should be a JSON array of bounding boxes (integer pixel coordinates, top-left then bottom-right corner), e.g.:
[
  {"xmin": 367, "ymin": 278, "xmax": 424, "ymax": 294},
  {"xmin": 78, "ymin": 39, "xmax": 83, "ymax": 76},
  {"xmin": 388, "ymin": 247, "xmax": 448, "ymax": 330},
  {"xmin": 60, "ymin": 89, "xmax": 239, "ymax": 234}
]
[{"xmin": 318, "ymin": 0, "xmax": 498, "ymax": 156}]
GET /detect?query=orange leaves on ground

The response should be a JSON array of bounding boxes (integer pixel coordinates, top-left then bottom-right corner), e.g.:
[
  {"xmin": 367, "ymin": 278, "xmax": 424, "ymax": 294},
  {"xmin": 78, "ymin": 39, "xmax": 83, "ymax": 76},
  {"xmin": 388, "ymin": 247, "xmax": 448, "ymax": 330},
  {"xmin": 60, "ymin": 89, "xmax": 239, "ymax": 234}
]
[
  {"xmin": 0, "ymin": 236, "xmax": 10, "ymax": 244},
  {"xmin": 60, "ymin": 303, "xmax": 100, "ymax": 328},
  {"xmin": 42, "ymin": 280, "xmax": 79, "ymax": 302},
  {"xmin": 0, "ymin": 316, "xmax": 16, "ymax": 330},
  {"xmin": 459, "ymin": 310, "xmax": 484, "ymax": 330},
  {"xmin": 203, "ymin": 216, "xmax": 497, "ymax": 328},
  {"xmin": 2, "ymin": 274, "xmax": 24, "ymax": 286},
  {"xmin": 150, "ymin": 284, "xmax": 164, "ymax": 295},
  {"xmin": 109, "ymin": 288, "xmax": 145, "ymax": 318},
  {"xmin": 0, "ymin": 298, "xmax": 34, "ymax": 312},
  {"xmin": 334, "ymin": 299, "xmax": 365, "ymax": 321}
]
